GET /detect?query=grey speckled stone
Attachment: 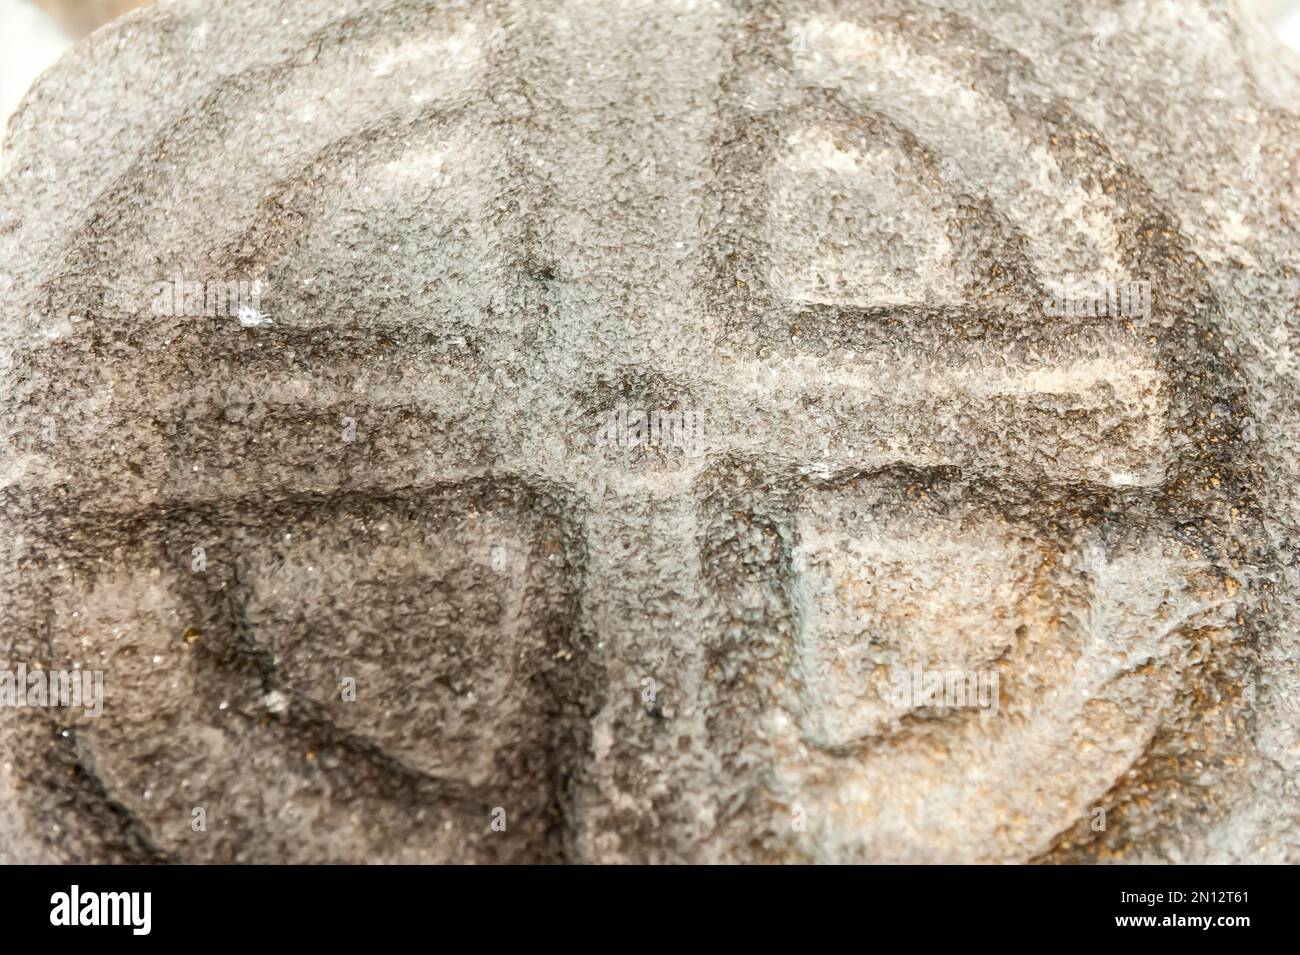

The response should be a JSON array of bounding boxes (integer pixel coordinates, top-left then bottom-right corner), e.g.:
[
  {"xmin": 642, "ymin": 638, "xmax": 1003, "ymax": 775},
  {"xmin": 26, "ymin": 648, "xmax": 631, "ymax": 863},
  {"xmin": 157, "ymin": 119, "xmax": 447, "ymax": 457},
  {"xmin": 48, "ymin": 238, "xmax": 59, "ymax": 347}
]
[{"xmin": 1, "ymin": 0, "xmax": 1297, "ymax": 863}]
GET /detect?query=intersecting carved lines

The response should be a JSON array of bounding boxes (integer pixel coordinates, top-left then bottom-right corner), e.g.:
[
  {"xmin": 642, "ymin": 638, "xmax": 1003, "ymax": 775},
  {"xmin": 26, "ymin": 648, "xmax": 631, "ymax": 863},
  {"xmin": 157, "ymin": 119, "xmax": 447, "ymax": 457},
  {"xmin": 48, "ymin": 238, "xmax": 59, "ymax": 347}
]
[
  {"xmin": 7, "ymin": 4, "xmax": 588, "ymax": 862},
  {"xmin": 692, "ymin": 2, "xmax": 1247, "ymax": 863},
  {"xmin": 5, "ymin": 0, "xmax": 1251, "ymax": 863}
]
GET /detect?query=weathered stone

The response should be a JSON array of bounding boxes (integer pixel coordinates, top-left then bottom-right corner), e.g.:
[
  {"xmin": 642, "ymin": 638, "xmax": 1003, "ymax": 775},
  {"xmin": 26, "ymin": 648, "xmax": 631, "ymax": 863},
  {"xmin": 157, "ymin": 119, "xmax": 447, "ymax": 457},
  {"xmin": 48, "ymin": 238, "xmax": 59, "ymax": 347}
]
[{"xmin": 1, "ymin": 0, "xmax": 1297, "ymax": 863}]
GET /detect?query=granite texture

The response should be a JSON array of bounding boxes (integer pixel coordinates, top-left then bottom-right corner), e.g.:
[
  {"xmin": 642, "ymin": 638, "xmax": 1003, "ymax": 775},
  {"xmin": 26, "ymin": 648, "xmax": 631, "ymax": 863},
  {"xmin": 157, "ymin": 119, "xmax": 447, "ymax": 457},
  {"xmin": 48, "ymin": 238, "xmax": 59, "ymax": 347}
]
[{"xmin": 1, "ymin": 0, "xmax": 1297, "ymax": 863}]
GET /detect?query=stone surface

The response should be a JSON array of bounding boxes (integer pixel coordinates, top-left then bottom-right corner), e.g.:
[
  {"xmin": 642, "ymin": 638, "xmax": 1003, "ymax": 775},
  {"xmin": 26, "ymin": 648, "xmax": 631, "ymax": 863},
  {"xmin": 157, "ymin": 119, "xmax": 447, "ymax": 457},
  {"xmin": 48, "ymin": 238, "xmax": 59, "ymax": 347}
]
[{"xmin": 0, "ymin": 0, "xmax": 1297, "ymax": 863}]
